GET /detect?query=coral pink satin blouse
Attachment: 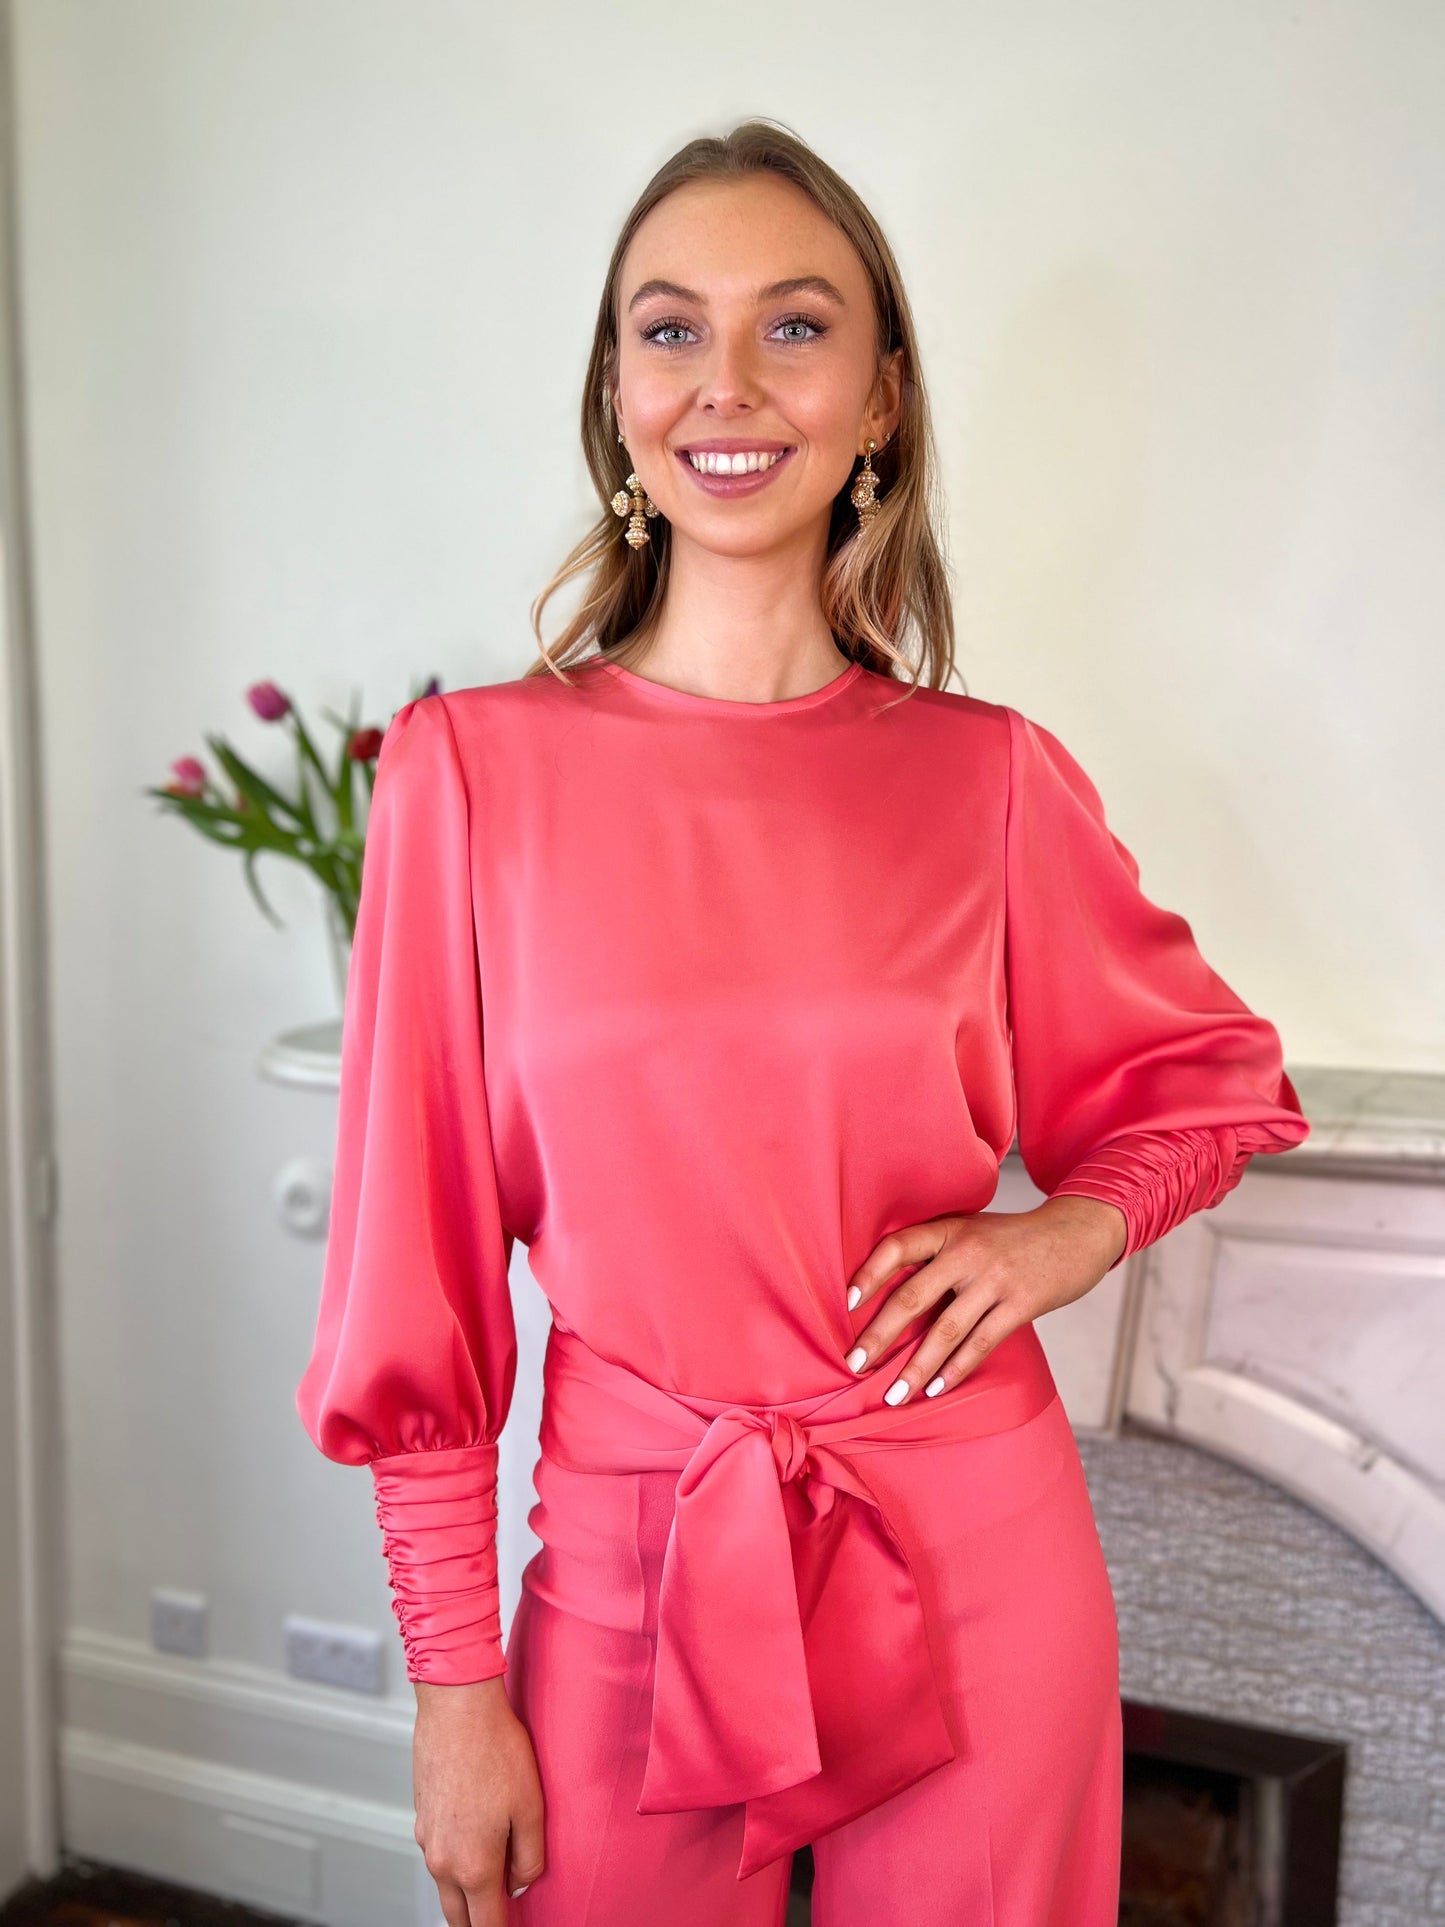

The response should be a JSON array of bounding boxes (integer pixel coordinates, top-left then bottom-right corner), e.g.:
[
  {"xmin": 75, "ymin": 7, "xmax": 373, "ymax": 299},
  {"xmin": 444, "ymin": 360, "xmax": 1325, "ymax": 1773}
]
[{"xmin": 295, "ymin": 658, "xmax": 1309, "ymax": 1685}]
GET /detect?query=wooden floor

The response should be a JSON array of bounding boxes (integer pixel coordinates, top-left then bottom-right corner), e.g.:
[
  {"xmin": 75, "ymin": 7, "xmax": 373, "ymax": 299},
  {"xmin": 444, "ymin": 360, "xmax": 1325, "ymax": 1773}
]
[
  {"xmin": 1, "ymin": 1854, "xmax": 815, "ymax": 1924},
  {"xmin": 0, "ymin": 1858, "xmax": 305, "ymax": 1927}
]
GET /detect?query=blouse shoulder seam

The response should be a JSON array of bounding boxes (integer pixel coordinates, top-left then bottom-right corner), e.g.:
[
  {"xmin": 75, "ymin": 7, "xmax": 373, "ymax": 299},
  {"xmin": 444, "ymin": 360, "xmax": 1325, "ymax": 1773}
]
[
  {"xmin": 431, "ymin": 689, "xmax": 488, "ymax": 1052},
  {"xmin": 1001, "ymin": 698, "xmax": 1020, "ymax": 929},
  {"xmin": 1001, "ymin": 704, "xmax": 1019, "ymax": 1156},
  {"xmin": 433, "ymin": 685, "xmax": 477, "ymax": 848}
]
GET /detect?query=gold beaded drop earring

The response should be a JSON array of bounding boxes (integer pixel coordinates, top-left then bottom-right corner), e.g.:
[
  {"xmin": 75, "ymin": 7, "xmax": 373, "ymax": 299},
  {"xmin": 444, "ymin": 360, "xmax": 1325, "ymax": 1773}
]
[
  {"xmin": 851, "ymin": 432, "xmax": 890, "ymax": 528},
  {"xmin": 612, "ymin": 429, "xmax": 660, "ymax": 550}
]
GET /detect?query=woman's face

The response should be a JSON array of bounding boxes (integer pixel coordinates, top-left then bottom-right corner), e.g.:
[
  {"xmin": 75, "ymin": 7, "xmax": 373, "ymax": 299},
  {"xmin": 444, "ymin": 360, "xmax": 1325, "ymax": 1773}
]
[{"xmin": 611, "ymin": 173, "xmax": 902, "ymax": 561}]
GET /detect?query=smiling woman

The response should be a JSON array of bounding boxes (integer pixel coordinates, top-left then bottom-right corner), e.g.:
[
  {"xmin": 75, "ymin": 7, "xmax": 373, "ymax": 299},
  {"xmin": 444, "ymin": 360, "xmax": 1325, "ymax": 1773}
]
[
  {"xmin": 527, "ymin": 121, "xmax": 954, "ymax": 700},
  {"xmin": 612, "ymin": 193, "xmax": 895, "ymax": 577},
  {"xmin": 295, "ymin": 116, "xmax": 1309, "ymax": 1927}
]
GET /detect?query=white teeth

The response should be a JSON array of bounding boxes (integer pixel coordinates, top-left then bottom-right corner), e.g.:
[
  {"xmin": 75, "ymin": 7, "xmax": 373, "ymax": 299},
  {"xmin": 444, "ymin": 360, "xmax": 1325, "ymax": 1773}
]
[{"xmin": 686, "ymin": 448, "xmax": 786, "ymax": 475}]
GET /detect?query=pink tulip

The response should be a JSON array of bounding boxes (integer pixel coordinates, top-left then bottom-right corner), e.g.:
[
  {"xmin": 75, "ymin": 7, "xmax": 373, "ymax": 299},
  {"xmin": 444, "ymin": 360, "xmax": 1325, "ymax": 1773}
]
[
  {"xmin": 167, "ymin": 756, "xmax": 207, "ymax": 798},
  {"xmin": 247, "ymin": 681, "xmax": 291, "ymax": 722}
]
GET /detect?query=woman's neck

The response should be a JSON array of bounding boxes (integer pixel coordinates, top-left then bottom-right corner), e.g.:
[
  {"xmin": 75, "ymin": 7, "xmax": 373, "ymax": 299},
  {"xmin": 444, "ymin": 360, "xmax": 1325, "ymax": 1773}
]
[{"xmin": 621, "ymin": 526, "xmax": 846, "ymax": 703}]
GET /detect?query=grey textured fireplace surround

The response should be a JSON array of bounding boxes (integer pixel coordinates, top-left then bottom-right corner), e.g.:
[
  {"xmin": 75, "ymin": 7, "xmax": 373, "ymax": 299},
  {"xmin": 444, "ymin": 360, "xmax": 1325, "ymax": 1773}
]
[{"xmin": 1026, "ymin": 1065, "xmax": 1445, "ymax": 1924}]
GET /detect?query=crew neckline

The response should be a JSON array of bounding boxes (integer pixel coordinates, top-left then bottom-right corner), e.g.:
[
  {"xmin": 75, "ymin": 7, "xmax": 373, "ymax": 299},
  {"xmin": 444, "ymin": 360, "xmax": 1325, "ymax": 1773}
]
[{"xmin": 597, "ymin": 657, "xmax": 864, "ymax": 715}]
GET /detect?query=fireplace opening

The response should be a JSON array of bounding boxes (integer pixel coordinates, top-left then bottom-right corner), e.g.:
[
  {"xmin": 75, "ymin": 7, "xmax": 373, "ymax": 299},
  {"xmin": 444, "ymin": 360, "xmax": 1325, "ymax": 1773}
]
[
  {"xmin": 783, "ymin": 1698, "xmax": 1346, "ymax": 1925},
  {"xmin": 1121, "ymin": 1698, "xmax": 1347, "ymax": 1926}
]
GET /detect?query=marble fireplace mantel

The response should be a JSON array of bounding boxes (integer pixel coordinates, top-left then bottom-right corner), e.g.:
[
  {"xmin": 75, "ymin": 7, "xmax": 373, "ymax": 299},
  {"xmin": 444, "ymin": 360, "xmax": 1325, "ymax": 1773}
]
[{"xmin": 1029, "ymin": 1065, "xmax": 1445, "ymax": 1624}]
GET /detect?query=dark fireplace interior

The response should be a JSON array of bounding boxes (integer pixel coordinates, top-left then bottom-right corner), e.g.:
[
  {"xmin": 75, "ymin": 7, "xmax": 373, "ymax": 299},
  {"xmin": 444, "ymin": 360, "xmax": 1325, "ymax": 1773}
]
[
  {"xmin": 1119, "ymin": 1698, "xmax": 1346, "ymax": 1926},
  {"xmin": 786, "ymin": 1698, "xmax": 1347, "ymax": 1925}
]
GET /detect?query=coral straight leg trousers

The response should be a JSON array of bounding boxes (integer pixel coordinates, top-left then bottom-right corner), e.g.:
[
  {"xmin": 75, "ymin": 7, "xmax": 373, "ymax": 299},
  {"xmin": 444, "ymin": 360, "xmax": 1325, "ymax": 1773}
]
[{"xmin": 503, "ymin": 1387, "xmax": 1122, "ymax": 1926}]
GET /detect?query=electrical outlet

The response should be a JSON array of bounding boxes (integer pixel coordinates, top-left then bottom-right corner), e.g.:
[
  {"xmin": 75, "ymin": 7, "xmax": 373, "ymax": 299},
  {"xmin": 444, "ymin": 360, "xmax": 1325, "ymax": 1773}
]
[
  {"xmin": 151, "ymin": 1587, "xmax": 208, "ymax": 1658},
  {"xmin": 284, "ymin": 1613, "xmax": 386, "ymax": 1695}
]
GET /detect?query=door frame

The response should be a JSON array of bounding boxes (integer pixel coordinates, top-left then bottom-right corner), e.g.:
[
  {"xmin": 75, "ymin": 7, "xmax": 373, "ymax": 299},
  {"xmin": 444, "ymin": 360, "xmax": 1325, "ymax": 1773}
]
[{"xmin": 0, "ymin": 0, "xmax": 61, "ymax": 1886}]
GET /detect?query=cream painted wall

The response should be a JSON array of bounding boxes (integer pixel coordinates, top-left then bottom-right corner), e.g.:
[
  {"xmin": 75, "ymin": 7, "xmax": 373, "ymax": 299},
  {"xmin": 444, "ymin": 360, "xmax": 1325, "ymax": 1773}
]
[{"xmin": 11, "ymin": 0, "xmax": 1439, "ymax": 1700}]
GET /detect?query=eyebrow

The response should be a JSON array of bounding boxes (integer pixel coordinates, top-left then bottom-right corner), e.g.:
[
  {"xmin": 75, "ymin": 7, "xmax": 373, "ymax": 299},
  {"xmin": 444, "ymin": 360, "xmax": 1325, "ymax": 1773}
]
[{"xmin": 626, "ymin": 274, "xmax": 847, "ymax": 314}]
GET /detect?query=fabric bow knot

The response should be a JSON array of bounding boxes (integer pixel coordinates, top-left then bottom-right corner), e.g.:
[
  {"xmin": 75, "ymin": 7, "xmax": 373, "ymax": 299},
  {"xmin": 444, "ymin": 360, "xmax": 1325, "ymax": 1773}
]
[
  {"xmin": 539, "ymin": 1316, "xmax": 1059, "ymax": 1880},
  {"xmin": 634, "ymin": 1400, "xmax": 957, "ymax": 1878}
]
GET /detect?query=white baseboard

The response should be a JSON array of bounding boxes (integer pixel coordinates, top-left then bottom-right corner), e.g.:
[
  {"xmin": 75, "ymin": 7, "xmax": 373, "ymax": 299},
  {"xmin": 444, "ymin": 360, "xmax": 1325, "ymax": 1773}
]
[{"xmin": 58, "ymin": 1629, "xmax": 443, "ymax": 1927}]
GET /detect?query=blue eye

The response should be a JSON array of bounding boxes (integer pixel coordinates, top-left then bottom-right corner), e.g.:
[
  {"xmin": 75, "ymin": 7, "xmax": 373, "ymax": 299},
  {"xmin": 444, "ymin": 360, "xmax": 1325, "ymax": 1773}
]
[
  {"xmin": 639, "ymin": 312, "xmax": 830, "ymax": 350},
  {"xmin": 640, "ymin": 317, "xmax": 696, "ymax": 349},
  {"xmin": 772, "ymin": 313, "xmax": 828, "ymax": 344}
]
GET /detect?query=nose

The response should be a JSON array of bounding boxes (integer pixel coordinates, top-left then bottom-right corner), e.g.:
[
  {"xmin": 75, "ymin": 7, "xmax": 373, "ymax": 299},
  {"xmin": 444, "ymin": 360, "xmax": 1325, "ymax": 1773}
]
[{"xmin": 695, "ymin": 324, "xmax": 765, "ymax": 416}]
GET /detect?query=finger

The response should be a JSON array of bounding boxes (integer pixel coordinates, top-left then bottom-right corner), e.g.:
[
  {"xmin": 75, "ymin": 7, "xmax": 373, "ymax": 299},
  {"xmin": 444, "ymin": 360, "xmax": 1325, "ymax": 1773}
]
[
  {"xmin": 845, "ymin": 1220, "xmax": 949, "ymax": 1313},
  {"xmin": 882, "ymin": 1302, "xmax": 1019, "ymax": 1408},
  {"xmin": 424, "ymin": 1847, "xmax": 508, "ymax": 1927},
  {"xmin": 844, "ymin": 1251, "xmax": 968, "ymax": 1376},
  {"xmin": 461, "ymin": 1871, "xmax": 507, "ymax": 1927},
  {"xmin": 505, "ymin": 1795, "xmax": 547, "ymax": 1899},
  {"xmin": 865, "ymin": 1284, "xmax": 994, "ymax": 1403},
  {"xmin": 431, "ymin": 1874, "xmax": 472, "ymax": 1927}
]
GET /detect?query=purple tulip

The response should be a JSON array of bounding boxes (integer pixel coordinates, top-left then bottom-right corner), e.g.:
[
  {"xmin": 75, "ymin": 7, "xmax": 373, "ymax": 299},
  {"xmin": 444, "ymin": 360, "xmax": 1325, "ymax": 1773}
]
[
  {"xmin": 167, "ymin": 756, "xmax": 207, "ymax": 799},
  {"xmin": 247, "ymin": 681, "xmax": 292, "ymax": 722}
]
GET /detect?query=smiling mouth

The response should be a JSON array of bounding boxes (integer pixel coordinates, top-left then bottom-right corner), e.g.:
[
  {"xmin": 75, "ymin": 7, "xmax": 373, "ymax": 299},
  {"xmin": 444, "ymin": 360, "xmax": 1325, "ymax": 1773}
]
[
  {"xmin": 673, "ymin": 444, "xmax": 797, "ymax": 495},
  {"xmin": 680, "ymin": 446, "xmax": 792, "ymax": 475}
]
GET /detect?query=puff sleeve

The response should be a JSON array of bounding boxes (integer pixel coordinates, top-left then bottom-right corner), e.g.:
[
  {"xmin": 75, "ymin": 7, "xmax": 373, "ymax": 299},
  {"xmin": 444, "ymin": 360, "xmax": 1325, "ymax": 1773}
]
[
  {"xmin": 1002, "ymin": 704, "xmax": 1309, "ymax": 1269},
  {"xmin": 295, "ymin": 693, "xmax": 518, "ymax": 1683}
]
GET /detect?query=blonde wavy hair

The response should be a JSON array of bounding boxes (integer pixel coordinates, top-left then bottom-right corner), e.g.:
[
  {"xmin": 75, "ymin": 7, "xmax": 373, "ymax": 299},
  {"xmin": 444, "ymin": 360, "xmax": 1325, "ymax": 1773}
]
[{"xmin": 525, "ymin": 116, "xmax": 959, "ymax": 697}]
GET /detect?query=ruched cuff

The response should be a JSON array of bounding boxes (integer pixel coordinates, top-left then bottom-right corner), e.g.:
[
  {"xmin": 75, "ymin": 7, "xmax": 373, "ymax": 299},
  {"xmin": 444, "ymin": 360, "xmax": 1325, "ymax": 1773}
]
[
  {"xmin": 370, "ymin": 1441, "xmax": 506, "ymax": 1684},
  {"xmin": 1048, "ymin": 1123, "xmax": 1263, "ymax": 1269}
]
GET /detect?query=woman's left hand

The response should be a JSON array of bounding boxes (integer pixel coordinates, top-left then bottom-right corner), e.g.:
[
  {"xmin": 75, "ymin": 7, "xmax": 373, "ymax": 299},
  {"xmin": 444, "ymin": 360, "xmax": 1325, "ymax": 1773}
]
[{"xmin": 843, "ymin": 1197, "xmax": 1128, "ymax": 1406}]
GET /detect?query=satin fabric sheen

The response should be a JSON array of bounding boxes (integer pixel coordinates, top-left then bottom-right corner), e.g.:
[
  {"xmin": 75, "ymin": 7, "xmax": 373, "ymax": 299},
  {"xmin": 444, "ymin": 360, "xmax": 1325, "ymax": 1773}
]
[
  {"xmin": 295, "ymin": 658, "xmax": 1309, "ymax": 1842},
  {"xmin": 537, "ymin": 1309, "xmax": 1057, "ymax": 1880},
  {"xmin": 508, "ymin": 1385, "xmax": 1123, "ymax": 1921}
]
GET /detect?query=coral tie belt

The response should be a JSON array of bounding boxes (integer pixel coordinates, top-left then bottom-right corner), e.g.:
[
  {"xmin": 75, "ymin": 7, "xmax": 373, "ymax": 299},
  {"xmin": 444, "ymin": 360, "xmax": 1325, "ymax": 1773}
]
[{"xmin": 536, "ymin": 1313, "xmax": 1060, "ymax": 1880}]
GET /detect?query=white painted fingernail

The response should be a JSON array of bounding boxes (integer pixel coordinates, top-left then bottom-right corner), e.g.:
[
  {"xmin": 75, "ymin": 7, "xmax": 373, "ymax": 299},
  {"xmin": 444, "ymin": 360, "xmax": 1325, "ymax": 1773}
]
[
  {"xmin": 846, "ymin": 1284, "xmax": 861, "ymax": 1310},
  {"xmin": 845, "ymin": 1346, "xmax": 867, "ymax": 1372},
  {"xmin": 884, "ymin": 1379, "xmax": 910, "ymax": 1405},
  {"xmin": 511, "ymin": 1884, "xmax": 530, "ymax": 1897},
  {"xmin": 925, "ymin": 1376, "xmax": 945, "ymax": 1397}
]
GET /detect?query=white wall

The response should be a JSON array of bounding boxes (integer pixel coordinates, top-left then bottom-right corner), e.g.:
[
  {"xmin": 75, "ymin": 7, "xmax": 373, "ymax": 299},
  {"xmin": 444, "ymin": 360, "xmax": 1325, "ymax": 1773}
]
[{"xmin": 8, "ymin": 0, "xmax": 1441, "ymax": 1907}]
